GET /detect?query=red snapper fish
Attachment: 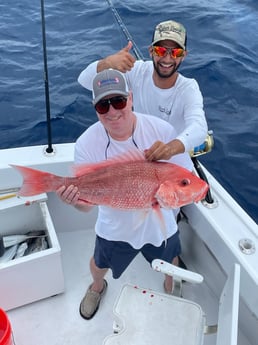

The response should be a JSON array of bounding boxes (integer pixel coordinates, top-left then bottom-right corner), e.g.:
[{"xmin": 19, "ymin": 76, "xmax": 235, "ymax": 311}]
[{"xmin": 11, "ymin": 151, "xmax": 209, "ymax": 212}]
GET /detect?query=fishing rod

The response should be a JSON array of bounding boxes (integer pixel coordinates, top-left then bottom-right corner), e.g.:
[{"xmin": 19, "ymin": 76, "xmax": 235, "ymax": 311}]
[
  {"xmin": 40, "ymin": 0, "xmax": 54, "ymax": 154},
  {"xmin": 105, "ymin": 1, "xmax": 214, "ymax": 205},
  {"xmin": 105, "ymin": 0, "xmax": 144, "ymax": 60}
]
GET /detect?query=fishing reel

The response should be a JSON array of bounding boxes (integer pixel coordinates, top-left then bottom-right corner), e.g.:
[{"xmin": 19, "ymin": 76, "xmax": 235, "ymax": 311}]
[
  {"xmin": 190, "ymin": 130, "xmax": 216, "ymax": 206},
  {"xmin": 190, "ymin": 130, "xmax": 214, "ymax": 158}
]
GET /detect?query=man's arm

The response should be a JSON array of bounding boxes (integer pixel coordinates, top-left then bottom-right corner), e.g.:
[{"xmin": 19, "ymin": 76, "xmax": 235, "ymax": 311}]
[
  {"xmin": 78, "ymin": 41, "xmax": 136, "ymax": 89},
  {"xmin": 97, "ymin": 41, "xmax": 136, "ymax": 73}
]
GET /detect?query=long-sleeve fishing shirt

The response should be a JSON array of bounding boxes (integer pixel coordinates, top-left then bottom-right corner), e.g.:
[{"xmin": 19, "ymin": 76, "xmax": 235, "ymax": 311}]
[{"xmin": 78, "ymin": 60, "xmax": 208, "ymax": 152}]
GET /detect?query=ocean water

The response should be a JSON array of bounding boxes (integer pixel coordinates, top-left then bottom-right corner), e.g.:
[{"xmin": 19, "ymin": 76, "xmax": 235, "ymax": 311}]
[{"xmin": 0, "ymin": 0, "xmax": 258, "ymax": 223}]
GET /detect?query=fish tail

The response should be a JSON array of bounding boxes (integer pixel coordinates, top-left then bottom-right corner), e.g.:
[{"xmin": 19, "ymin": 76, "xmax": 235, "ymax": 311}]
[{"xmin": 11, "ymin": 164, "xmax": 63, "ymax": 196}]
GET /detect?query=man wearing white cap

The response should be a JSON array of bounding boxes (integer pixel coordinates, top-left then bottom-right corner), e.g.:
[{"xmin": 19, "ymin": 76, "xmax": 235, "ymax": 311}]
[{"xmin": 78, "ymin": 20, "xmax": 208, "ymax": 161}]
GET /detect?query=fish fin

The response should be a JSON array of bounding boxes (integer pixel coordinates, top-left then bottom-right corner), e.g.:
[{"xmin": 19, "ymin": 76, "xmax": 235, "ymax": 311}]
[
  {"xmin": 155, "ymin": 181, "xmax": 178, "ymax": 208},
  {"xmin": 72, "ymin": 149, "xmax": 145, "ymax": 177},
  {"xmin": 109, "ymin": 149, "xmax": 145, "ymax": 162},
  {"xmin": 152, "ymin": 201, "xmax": 167, "ymax": 246},
  {"xmin": 0, "ymin": 244, "xmax": 18, "ymax": 263},
  {"xmin": 77, "ymin": 198, "xmax": 96, "ymax": 206},
  {"xmin": 10, "ymin": 165, "xmax": 62, "ymax": 196}
]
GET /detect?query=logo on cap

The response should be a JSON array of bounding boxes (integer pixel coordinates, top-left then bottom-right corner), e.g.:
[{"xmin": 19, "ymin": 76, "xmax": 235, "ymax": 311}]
[
  {"xmin": 97, "ymin": 77, "xmax": 120, "ymax": 88},
  {"xmin": 152, "ymin": 20, "xmax": 186, "ymax": 49}
]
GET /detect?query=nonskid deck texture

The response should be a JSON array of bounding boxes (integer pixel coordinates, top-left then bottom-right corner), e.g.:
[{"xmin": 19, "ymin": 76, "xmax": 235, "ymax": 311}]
[{"xmin": 6, "ymin": 228, "xmax": 251, "ymax": 345}]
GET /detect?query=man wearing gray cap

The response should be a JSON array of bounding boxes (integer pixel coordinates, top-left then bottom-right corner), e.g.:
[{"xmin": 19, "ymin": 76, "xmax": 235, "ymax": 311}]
[
  {"xmin": 57, "ymin": 68, "xmax": 194, "ymax": 320},
  {"xmin": 78, "ymin": 20, "xmax": 208, "ymax": 161}
]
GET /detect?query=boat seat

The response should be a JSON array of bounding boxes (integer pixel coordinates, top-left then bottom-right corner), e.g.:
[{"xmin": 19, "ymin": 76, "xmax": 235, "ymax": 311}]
[{"xmin": 103, "ymin": 260, "xmax": 240, "ymax": 345}]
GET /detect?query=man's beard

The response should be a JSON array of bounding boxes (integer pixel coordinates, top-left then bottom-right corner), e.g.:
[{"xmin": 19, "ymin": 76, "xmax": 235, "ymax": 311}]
[{"xmin": 153, "ymin": 59, "xmax": 181, "ymax": 78}]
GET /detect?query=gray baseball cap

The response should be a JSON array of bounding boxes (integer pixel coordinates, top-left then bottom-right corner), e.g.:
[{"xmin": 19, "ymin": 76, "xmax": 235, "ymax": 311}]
[{"xmin": 92, "ymin": 69, "xmax": 129, "ymax": 105}]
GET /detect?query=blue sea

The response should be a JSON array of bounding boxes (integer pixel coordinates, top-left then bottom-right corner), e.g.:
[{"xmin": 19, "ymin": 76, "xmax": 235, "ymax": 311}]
[{"xmin": 1, "ymin": 0, "xmax": 258, "ymax": 223}]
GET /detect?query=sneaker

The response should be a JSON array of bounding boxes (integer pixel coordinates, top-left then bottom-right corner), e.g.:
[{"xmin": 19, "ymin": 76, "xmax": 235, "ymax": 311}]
[{"xmin": 79, "ymin": 279, "xmax": 108, "ymax": 320}]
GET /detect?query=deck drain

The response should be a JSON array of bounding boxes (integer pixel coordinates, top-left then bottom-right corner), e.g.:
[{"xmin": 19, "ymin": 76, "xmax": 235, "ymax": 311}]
[{"xmin": 239, "ymin": 238, "xmax": 256, "ymax": 255}]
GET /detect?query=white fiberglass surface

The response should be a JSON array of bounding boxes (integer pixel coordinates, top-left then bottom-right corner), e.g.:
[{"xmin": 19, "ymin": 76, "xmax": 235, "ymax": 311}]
[{"xmin": 5, "ymin": 223, "xmax": 253, "ymax": 345}]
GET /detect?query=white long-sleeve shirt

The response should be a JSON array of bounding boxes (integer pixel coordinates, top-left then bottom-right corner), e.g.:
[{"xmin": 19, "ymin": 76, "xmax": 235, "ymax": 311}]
[{"xmin": 78, "ymin": 60, "xmax": 208, "ymax": 151}]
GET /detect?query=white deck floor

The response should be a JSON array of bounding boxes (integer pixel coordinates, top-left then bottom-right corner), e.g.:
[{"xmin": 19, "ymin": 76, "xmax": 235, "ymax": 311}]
[{"xmin": 6, "ymin": 228, "xmax": 250, "ymax": 345}]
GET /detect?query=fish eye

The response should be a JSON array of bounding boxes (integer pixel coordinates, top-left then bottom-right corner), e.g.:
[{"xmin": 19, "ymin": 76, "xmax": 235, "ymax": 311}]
[{"xmin": 181, "ymin": 178, "xmax": 190, "ymax": 186}]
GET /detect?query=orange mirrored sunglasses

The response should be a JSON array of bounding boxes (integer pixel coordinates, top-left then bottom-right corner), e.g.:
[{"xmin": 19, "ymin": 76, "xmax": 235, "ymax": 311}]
[{"xmin": 152, "ymin": 45, "xmax": 185, "ymax": 58}]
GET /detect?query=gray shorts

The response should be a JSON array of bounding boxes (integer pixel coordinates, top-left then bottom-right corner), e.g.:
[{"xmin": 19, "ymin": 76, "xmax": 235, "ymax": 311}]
[{"xmin": 93, "ymin": 231, "xmax": 181, "ymax": 279}]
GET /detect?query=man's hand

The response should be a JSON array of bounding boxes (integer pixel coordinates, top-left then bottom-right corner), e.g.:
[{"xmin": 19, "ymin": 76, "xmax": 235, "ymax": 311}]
[
  {"xmin": 56, "ymin": 185, "xmax": 93, "ymax": 212},
  {"xmin": 98, "ymin": 41, "xmax": 136, "ymax": 73},
  {"xmin": 57, "ymin": 185, "xmax": 80, "ymax": 205},
  {"xmin": 145, "ymin": 139, "xmax": 185, "ymax": 161}
]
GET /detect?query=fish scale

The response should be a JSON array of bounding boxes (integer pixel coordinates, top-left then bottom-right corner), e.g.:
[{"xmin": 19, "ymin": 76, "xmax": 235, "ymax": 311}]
[
  {"xmin": 75, "ymin": 160, "xmax": 160, "ymax": 208},
  {"xmin": 11, "ymin": 152, "xmax": 209, "ymax": 212}
]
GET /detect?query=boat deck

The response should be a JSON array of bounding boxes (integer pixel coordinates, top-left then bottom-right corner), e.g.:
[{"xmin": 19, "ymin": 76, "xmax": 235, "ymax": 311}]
[
  {"xmin": 0, "ymin": 152, "xmax": 255, "ymax": 345},
  {"xmin": 6, "ymin": 227, "xmax": 251, "ymax": 345}
]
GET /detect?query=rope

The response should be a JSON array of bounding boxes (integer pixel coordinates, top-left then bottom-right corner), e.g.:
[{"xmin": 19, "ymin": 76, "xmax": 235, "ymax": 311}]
[{"xmin": 105, "ymin": 0, "xmax": 144, "ymax": 60}]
